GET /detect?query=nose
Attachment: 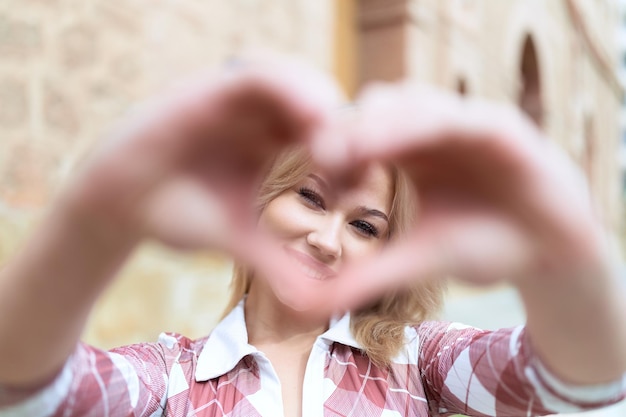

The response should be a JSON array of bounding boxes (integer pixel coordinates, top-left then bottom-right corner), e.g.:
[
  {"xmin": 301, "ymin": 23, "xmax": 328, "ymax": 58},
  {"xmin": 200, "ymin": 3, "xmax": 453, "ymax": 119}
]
[{"xmin": 307, "ymin": 216, "xmax": 342, "ymax": 260}]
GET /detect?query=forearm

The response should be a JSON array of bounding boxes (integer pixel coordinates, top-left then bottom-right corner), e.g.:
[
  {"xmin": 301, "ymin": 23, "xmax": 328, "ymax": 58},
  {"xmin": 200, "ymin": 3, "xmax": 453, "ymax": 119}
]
[
  {"xmin": 518, "ymin": 244, "xmax": 626, "ymax": 385},
  {"xmin": 0, "ymin": 196, "xmax": 138, "ymax": 387}
]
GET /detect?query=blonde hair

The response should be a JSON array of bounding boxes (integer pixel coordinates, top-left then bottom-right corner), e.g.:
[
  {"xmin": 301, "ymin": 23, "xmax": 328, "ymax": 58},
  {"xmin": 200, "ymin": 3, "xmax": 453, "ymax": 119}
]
[{"xmin": 222, "ymin": 147, "xmax": 445, "ymax": 367}]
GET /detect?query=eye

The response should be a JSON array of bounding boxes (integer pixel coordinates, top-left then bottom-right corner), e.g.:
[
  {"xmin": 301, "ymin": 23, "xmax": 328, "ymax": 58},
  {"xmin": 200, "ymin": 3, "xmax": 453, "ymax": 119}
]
[
  {"xmin": 350, "ymin": 220, "xmax": 380, "ymax": 238},
  {"xmin": 298, "ymin": 187, "xmax": 325, "ymax": 210}
]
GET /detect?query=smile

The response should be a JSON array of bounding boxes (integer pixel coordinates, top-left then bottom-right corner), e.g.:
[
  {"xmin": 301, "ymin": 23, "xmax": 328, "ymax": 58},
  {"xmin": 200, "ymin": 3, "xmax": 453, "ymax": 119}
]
[{"xmin": 284, "ymin": 247, "xmax": 337, "ymax": 281}]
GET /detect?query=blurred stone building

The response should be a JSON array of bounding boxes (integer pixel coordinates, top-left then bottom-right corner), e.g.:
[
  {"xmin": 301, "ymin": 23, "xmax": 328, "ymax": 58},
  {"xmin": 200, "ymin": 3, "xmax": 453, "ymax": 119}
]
[{"xmin": 0, "ymin": 0, "xmax": 623, "ymax": 349}]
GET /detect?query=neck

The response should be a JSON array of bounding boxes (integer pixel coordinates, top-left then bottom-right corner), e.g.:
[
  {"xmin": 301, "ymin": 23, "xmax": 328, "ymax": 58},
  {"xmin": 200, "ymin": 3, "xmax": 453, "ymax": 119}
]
[{"xmin": 245, "ymin": 281, "xmax": 329, "ymax": 350}]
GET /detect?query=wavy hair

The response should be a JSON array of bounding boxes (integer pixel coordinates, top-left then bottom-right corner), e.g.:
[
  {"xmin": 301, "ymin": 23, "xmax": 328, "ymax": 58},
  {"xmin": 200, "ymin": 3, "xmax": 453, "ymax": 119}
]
[{"xmin": 222, "ymin": 147, "xmax": 445, "ymax": 367}]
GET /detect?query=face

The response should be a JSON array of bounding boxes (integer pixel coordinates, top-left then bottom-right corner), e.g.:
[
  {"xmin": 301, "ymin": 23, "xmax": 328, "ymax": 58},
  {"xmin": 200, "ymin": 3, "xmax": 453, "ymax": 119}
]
[{"xmin": 255, "ymin": 163, "xmax": 394, "ymax": 311}]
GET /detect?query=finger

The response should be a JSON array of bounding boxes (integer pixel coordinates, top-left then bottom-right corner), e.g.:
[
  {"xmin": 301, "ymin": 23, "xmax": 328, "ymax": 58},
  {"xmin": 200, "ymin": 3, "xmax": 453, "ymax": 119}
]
[
  {"xmin": 179, "ymin": 57, "xmax": 344, "ymax": 156},
  {"xmin": 103, "ymin": 56, "xmax": 343, "ymax": 173},
  {"xmin": 324, "ymin": 215, "xmax": 531, "ymax": 312},
  {"xmin": 311, "ymin": 83, "xmax": 460, "ymax": 170},
  {"xmin": 313, "ymin": 83, "xmax": 544, "ymax": 177},
  {"xmin": 233, "ymin": 231, "xmax": 342, "ymax": 316},
  {"xmin": 140, "ymin": 177, "xmax": 249, "ymax": 251},
  {"xmin": 315, "ymin": 84, "xmax": 596, "ymax": 227}
]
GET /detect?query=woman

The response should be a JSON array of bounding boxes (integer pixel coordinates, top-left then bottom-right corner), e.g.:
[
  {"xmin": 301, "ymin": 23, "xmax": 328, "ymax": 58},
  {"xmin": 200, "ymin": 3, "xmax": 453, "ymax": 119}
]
[{"xmin": 0, "ymin": 58, "xmax": 625, "ymax": 416}]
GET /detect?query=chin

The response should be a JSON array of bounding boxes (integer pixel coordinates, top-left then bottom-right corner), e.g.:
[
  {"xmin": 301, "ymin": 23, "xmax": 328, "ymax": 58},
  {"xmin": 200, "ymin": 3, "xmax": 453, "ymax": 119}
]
[{"xmin": 272, "ymin": 280, "xmax": 330, "ymax": 314}]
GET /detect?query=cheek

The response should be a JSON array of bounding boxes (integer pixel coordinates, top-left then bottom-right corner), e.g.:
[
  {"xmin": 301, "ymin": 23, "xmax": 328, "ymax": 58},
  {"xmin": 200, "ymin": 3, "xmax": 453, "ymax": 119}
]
[
  {"xmin": 258, "ymin": 195, "xmax": 311, "ymax": 238},
  {"xmin": 347, "ymin": 238, "xmax": 386, "ymax": 261}
]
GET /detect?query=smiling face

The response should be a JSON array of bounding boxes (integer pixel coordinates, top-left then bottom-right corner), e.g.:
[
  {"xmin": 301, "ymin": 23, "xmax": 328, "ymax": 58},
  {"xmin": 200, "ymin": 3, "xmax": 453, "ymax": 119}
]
[{"xmin": 253, "ymin": 163, "xmax": 394, "ymax": 311}]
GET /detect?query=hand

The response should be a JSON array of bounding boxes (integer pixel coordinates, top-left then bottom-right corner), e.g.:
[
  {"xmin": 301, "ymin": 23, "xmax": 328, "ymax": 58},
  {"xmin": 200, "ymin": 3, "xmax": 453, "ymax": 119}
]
[
  {"xmin": 62, "ymin": 58, "xmax": 342, "ymax": 253},
  {"xmin": 307, "ymin": 83, "xmax": 612, "ymax": 311}
]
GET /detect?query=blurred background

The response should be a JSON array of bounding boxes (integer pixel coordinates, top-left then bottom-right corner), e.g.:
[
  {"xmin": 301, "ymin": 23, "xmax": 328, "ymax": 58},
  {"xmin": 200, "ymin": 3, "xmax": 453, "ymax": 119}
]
[{"xmin": 1, "ymin": 1, "xmax": 626, "ymax": 415}]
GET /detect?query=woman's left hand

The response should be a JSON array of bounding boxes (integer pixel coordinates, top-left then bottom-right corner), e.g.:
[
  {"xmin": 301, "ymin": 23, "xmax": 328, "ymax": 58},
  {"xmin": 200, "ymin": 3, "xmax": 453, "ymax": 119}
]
[
  {"xmin": 307, "ymin": 83, "xmax": 609, "ymax": 303},
  {"xmin": 299, "ymin": 83, "xmax": 626, "ymax": 384}
]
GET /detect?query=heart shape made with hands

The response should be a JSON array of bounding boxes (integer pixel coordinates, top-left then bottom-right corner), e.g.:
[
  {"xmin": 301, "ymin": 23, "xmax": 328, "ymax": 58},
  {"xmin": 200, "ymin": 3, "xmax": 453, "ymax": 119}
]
[
  {"xmin": 72, "ymin": 57, "xmax": 607, "ymax": 318},
  {"xmin": 258, "ymin": 84, "xmax": 606, "ymax": 317}
]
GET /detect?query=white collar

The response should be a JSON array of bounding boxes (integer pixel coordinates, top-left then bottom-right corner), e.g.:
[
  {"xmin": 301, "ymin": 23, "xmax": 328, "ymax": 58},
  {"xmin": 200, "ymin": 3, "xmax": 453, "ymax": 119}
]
[
  {"xmin": 195, "ymin": 299, "xmax": 362, "ymax": 382},
  {"xmin": 319, "ymin": 313, "xmax": 362, "ymax": 350}
]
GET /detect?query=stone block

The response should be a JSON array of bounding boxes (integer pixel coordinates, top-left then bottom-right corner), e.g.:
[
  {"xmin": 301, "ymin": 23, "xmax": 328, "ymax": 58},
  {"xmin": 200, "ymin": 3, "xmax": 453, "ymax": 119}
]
[
  {"xmin": 0, "ymin": 15, "xmax": 42, "ymax": 59},
  {"xmin": 0, "ymin": 76, "xmax": 28, "ymax": 128},
  {"xmin": 0, "ymin": 140, "xmax": 60, "ymax": 208},
  {"xmin": 43, "ymin": 83, "xmax": 79, "ymax": 134},
  {"xmin": 59, "ymin": 24, "xmax": 98, "ymax": 69}
]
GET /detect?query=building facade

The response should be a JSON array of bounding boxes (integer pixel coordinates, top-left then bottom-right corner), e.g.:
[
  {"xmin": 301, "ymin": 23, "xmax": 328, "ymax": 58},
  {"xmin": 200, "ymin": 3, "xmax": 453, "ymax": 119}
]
[
  {"xmin": 345, "ymin": 0, "xmax": 623, "ymax": 228},
  {"xmin": 0, "ymin": 0, "xmax": 622, "ymax": 355}
]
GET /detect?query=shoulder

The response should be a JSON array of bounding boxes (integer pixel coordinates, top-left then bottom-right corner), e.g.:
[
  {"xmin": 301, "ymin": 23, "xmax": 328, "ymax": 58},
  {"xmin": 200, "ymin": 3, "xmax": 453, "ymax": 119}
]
[
  {"xmin": 107, "ymin": 332, "xmax": 211, "ymax": 369},
  {"xmin": 155, "ymin": 332, "xmax": 210, "ymax": 353},
  {"xmin": 412, "ymin": 321, "xmax": 529, "ymax": 363},
  {"xmin": 411, "ymin": 321, "xmax": 497, "ymax": 357},
  {"xmin": 413, "ymin": 321, "xmax": 486, "ymax": 341}
]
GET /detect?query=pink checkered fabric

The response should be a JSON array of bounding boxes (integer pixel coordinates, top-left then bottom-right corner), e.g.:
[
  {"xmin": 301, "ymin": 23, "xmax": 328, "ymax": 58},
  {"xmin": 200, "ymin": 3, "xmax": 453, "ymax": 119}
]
[{"xmin": 1, "ymin": 304, "xmax": 624, "ymax": 417}]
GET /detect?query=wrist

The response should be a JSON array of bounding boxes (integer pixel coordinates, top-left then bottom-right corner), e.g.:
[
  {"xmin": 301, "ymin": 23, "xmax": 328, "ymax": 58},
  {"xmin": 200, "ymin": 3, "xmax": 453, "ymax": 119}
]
[{"xmin": 55, "ymin": 176, "xmax": 143, "ymax": 250}]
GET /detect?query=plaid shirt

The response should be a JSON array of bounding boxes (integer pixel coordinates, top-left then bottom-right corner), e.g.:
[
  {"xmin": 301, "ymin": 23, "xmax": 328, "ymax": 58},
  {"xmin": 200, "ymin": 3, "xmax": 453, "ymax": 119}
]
[{"xmin": 1, "ymin": 300, "xmax": 625, "ymax": 417}]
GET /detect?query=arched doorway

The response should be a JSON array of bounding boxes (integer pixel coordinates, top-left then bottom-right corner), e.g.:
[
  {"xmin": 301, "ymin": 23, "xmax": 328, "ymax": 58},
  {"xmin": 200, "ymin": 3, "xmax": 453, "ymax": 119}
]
[
  {"xmin": 456, "ymin": 77, "xmax": 468, "ymax": 96},
  {"xmin": 518, "ymin": 35, "xmax": 543, "ymax": 127}
]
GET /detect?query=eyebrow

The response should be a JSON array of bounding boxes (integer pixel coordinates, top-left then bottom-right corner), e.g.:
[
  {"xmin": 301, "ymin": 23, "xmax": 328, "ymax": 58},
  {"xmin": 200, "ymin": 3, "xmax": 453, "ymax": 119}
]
[
  {"xmin": 357, "ymin": 207, "xmax": 389, "ymax": 223},
  {"xmin": 309, "ymin": 173, "xmax": 329, "ymax": 191},
  {"xmin": 308, "ymin": 174, "xmax": 390, "ymax": 223}
]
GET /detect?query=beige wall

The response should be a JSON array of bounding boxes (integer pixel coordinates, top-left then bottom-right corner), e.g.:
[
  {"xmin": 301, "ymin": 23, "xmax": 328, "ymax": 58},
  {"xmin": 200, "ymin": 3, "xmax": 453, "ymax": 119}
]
[
  {"xmin": 402, "ymin": 0, "xmax": 623, "ymax": 229},
  {"xmin": 354, "ymin": 0, "xmax": 623, "ymax": 228},
  {"xmin": 1, "ymin": 0, "xmax": 623, "ymax": 349}
]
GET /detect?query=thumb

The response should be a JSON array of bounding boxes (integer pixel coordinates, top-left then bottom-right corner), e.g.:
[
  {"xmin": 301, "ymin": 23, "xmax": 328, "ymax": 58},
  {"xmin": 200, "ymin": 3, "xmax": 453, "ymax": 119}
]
[
  {"xmin": 327, "ymin": 239, "xmax": 445, "ymax": 312},
  {"xmin": 327, "ymin": 217, "xmax": 530, "ymax": 311}
]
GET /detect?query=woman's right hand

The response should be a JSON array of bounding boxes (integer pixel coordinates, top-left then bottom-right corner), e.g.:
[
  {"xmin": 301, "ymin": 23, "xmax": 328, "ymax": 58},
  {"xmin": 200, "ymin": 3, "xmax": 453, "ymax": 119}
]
[
  {"xmin": 64, "ymin": 58, "xmax": 342, "ymax": 252},
  {"xmin": 0, "ymin": 57, "xmax": 341, "ymax": 388}
]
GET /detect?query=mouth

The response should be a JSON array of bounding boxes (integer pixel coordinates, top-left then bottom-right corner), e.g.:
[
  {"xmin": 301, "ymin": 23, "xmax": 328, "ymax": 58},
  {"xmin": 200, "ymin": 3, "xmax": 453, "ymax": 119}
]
[{"xmin": 284, "ymin": 247, "xmax": 337, "ymax": 281}]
